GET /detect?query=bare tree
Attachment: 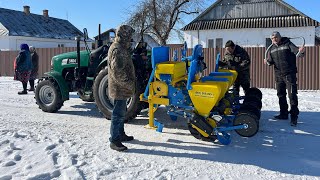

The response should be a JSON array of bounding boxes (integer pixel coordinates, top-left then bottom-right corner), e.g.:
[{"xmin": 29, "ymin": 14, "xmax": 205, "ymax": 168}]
[{"xmin": 127, "ymin": 0, "xmax": 207, "ymax": 45}]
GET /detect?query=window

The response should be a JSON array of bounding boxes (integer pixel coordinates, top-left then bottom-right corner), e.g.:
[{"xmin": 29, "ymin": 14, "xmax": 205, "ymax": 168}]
[
  {"xmin": 208, "ymin": 39, "xmax": 214, "ymax": 48},
  {"xmin": 58, "ymin": 44, "xmax": 65, "ymax": 47},
  {"xmin": 216, "ymin": 38, "xmax": 223, "ymax": 48},
  {"xmin": 266, "ymin": 38, "xmax": 272, "ymax": 47}
]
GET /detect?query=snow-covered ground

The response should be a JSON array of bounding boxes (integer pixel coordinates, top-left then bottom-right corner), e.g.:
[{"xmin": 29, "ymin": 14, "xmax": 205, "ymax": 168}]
[{"xmin": 0, "ymin": 76, "xmax": 319, "ymax": 180}]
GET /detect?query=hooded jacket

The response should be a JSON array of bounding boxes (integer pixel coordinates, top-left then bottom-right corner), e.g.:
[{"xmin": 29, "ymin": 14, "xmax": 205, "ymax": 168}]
[
  {"xmin": 108, "ymin": 25, "xmax": 136, "ymax": 100},
  {"xmin": 267, "ymin": 37, "xmax": 302, "ymax": 76},
  {"xmin": 16, "ymin": 44, "xmax": 33, "ymax": 72}
]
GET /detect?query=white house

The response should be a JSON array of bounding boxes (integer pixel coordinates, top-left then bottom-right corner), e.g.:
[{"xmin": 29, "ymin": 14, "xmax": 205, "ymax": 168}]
[
  {"xmin": 182, "ymin": 0, "xmax": 320, "ymax": 48},
  {"xmin": 0, "ymin": 6, "xmax": 91, "ymax": 51}
]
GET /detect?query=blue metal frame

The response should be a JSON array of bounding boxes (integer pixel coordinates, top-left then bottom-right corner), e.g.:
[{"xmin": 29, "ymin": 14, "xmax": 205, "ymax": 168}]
[
  {"xmin": 143, "ymin": 46, "xmax": 170, "ymax": 99},
  {"xmin": 187, "ymin": 44, "xmax": 203, "ymax": 90},
  {"xmin": 215, "ymin": 53, "xmax": 220, "ymax": 72},
  {"xmin": 143, "ymin": 43, "xmax": 253, "ymax": 145}
]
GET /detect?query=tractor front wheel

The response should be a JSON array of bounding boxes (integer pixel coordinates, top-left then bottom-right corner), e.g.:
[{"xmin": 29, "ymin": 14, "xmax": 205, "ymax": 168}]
[{"xmin": 35, "ymin": 78, "xmax": 64, "ymax": 113}]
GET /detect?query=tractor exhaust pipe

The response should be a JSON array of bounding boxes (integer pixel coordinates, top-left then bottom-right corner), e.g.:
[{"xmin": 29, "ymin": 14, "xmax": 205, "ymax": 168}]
[
  {"xmin": 75, "ymin": 36, "xmax": 81, "ymax": 79},
  {"xmin": 97, "ymin": 24, "xmax": 103, "ymax": 48}
]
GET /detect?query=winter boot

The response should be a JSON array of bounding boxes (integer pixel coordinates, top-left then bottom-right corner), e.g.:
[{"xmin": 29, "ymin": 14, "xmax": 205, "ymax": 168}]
[
  {"xmin": 274, "ymin": 113, "xmax": 288, "ymax": 120},
  {"xmin": 110, "ymin": 141, "xmax": 128, "ymax": 151},
  {"xmin": 18, "ymin": 90, "xmax": 28, "ymax": 95},
  {"xmin": 19, "ymin": 82, "xmax": 28, "ymax": 95},
  {"xmin": 290, "ymin": 115, "xmax": 298, "ymax": 127},
  {"xmin": 120, "ymin": 134, "xmax": 134, "ymax": 142}
]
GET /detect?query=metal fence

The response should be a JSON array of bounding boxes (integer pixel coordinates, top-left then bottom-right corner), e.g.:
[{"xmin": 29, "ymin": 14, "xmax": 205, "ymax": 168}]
[
  {"xmin": 0, "ymin": 47, "xmax": 83, "ymax": 77},
  {"xmin": 169, "ymin": 46, "xmax": 320, "ymax": 90},
  {"xmin": 1, "ymin": 46, "xmax": 319, "ymax": 90}
]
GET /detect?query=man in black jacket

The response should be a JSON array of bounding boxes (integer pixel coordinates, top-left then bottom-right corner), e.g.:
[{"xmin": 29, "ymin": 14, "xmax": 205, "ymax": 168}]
[
  {"xmin": 219, "ymin": 40, "xmax": 251, "ymax": 96},
  {"xmin": 265, "ymin": 31, "xmax": 305, "ymax": 126}
]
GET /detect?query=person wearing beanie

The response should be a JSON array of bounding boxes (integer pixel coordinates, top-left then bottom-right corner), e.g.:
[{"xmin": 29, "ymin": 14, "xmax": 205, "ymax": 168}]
[
  {"xmin": 264, "ymin": 31, "xmax": 305, "ymax": 126},
  {"xmin": 219, "ymin": 40, "xmax": 251, "ymax": 96},
  {"xmin": 14, "ymin": 44, "xmax": 33, "ymax": 94}
]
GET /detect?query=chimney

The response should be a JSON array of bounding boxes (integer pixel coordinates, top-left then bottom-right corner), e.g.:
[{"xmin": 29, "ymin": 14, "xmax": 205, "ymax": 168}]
[
  {"xmin": 23, "ymin": 6, "xmax": 30, "ymax": 15},
  {"xmin": 43, "ymin": 9, "xmax": 49, "ymax": 17}
]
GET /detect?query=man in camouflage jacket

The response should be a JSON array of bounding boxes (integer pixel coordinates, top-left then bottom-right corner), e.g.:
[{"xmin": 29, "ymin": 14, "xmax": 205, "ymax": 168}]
[
  {"xmin": 219, "ymin": 40, "xmax": 251, "ymax": 96},
  {"xmin": 108, "ymin": 25, "xmax": 136, "ymax": 151}
]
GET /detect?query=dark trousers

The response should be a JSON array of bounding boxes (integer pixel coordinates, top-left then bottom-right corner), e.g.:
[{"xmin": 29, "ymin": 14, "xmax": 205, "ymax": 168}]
[
  {"xmin": 233, "ymin": 71, "xmax": 250, "ymax": 96},
  {"xmin": 29, "ymin": 80, "xmax": 34, "ymax": 89},
  {"xmin": 276, "ymin": 73, "xmax": 299, "ymax": 117},
  {"xmin": 109, "ymin": 99, "xmax": 127, "ymax": 142},
  {"xmin": 22, "ymin": 82, "xmax": 27, "ymax": 91}
]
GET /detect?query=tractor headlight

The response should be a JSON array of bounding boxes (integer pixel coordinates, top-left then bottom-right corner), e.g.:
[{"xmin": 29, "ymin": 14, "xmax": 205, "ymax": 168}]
[
  {"xmin": 61, "ymin": 59, "xmax": 68, "ymax": 65},
  {"xmin": 50, "ymin": 60, "xmax": 54, "ymax": 69}
]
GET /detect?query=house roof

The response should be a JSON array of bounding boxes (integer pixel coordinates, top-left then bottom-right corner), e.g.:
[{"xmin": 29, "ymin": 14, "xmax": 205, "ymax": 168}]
[
  {"xmin": 183, "ymin": 15, "xmax": 320, "ymax": 31},
  {"xmin": 0, "ymin": 7, "xmax": 83, "ymax": 39},
  {"xmin": 182, "ymin": 0, "xmax": 320, "ymax": 31}
]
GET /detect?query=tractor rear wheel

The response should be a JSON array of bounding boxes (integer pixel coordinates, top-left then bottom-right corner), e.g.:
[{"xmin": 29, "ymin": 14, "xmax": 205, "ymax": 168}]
[
  {"xmin": 35, "ymin": 78, "xmax": 64, "ymax": 113},
  {"xmin": 93, "ymin": 68, "xmax": 143, "ymax": 122}
]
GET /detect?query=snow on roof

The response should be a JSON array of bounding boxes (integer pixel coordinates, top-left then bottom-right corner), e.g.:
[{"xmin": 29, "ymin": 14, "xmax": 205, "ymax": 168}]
[{"xmin": 0, "ymin": 7, "xmax": 83, "ymax": 39}]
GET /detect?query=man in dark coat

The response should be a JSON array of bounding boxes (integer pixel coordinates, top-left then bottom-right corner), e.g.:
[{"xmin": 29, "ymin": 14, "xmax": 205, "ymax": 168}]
[
  {"xmin": 14, "ymin": 44, "xmax": 33, "ymax": 94},
  {"xmin": 265, "ymin": 31, "xmax": 305, "ymax": 126},
  {"xmin": 108, "ymin": 25, "xmax": 136, "ymax": 151},
  {"xmin": 28, "ymin": 46, "xmax": 39, "ymax": 91},
  {"xmin": 219, "ymin": 40, "xmax": 251, "ymax": 96}
]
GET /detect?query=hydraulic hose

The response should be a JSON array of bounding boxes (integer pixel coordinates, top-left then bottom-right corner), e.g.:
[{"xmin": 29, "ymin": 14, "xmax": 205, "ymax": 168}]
[{"xmin": 264, "ymin": 36, "xmax": 305, "ymax": 65}]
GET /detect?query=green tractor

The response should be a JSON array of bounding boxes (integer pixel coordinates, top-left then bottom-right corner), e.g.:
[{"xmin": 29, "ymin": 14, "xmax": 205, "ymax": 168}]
[{"xmin": 35, "ymin": 26, "xmax": 151, "ymax": 121}]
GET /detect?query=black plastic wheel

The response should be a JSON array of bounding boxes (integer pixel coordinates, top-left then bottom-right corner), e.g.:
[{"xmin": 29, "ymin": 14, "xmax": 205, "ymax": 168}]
[
  {"xmin": 239, "ymin": 104, "xmax": 261, "ymax": 119},
  {"xmin": 246, "ymin": 87, "xmax": 263, "ymax": 100},
  {"xmin": 187, "ymin": 123, "xmax": 217, "ymax": 142},
  {"xmin": 234, "ymin": 113, "xmax": 259, "ymax": 137},
  {"xmin": 243, "ymin": 96, "xmax": 262, "ymax": 109}
]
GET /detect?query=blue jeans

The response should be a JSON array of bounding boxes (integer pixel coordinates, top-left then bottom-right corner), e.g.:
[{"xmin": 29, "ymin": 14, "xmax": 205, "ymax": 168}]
[{"xmin": 109, "ymin": 99, "xmax": 127, "ymax": 142}]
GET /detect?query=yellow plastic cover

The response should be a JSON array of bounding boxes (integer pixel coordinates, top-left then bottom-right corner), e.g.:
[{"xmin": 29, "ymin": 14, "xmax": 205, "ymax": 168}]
[
  {"xmin": 155, "ymin": 61, "xmax": 186, "ymax": 80},
  {"xmin": 188, "ymin": 82, "xmax": 222, "ymax": 116}
]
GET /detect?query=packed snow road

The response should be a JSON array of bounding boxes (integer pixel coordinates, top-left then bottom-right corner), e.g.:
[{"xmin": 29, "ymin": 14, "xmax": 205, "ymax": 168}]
[{"xmin": 0, "ymin": 77, "xmax": 319, "ymax": 179}]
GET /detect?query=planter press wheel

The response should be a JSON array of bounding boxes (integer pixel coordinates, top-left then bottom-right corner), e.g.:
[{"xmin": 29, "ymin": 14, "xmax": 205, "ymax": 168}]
[
  {"xmin": 187, "ymin": 123, "xmax": 217, "ymax": 142},
  {"xmin": 233, "ymin": 113, "xmax": 259, "ymax": 137}
]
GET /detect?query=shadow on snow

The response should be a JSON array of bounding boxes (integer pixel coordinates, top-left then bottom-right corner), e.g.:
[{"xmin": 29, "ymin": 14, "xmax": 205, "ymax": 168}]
[{"xmin": 127, "ymin": 110, "xmax": 320, "ymax": 177}]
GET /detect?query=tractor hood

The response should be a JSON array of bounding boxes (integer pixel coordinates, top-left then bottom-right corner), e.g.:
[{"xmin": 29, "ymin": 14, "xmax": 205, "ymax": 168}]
[
  {"xmin": 52, "ymin": 50, "xmax": 90, "ymax": 61},
  {"xmin": 51, "ymin": 50, "xmax": 90, "ymax": 72}
]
